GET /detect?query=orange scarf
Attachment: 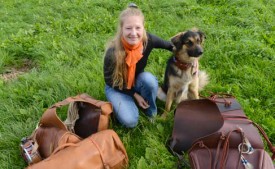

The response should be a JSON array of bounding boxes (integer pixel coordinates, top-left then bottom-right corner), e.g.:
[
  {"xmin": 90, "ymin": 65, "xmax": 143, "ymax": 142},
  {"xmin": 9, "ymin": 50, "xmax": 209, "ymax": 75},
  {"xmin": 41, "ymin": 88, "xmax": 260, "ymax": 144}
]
[{"xmin": 121, "ymin": 37, "xmax": 143, "ymax": 89}]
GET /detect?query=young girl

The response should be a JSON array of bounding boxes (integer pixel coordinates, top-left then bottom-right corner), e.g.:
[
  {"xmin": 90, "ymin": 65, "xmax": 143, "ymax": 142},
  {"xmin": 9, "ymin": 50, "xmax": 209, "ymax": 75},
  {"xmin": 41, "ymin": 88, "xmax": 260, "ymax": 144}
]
[{"xmin": 103, "ymin": 3, "xmax": 173, "ymax": 128}]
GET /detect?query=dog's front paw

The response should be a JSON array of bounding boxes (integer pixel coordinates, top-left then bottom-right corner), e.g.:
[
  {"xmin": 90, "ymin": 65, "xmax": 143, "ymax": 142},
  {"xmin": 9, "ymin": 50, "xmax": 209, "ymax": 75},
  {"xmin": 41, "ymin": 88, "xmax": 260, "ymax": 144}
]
[{"xmin": 160, "ymin": 112, "xmax": 168, "ymax": 119}]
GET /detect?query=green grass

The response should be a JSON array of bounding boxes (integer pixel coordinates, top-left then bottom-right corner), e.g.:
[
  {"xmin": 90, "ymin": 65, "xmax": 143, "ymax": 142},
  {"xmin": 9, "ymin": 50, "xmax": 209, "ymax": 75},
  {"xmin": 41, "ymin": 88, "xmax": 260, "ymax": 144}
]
[{"xmin": 0, "ymin": 0, "xmax": 274, "ymax": 168}]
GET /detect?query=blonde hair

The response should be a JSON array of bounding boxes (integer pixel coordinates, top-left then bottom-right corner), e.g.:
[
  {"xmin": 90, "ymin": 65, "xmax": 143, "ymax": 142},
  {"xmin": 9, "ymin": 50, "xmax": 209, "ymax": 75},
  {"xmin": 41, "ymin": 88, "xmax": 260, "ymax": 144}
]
[{"xmin": 105, "ymin": 5, "xmax": 148, "ymax": 89}]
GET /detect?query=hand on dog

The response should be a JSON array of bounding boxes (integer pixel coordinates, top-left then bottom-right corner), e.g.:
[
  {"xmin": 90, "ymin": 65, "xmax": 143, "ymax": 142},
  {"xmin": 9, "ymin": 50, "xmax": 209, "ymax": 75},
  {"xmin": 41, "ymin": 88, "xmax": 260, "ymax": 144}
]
[{"xmin": 134, "ymin": 93, "xmax": 150, "ymax": 109}]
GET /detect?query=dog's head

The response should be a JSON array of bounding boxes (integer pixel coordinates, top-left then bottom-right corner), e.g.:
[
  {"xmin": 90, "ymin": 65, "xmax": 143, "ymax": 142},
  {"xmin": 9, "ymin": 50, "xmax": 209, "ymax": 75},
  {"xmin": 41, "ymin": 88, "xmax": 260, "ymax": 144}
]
[{"xmin": 171, "ymin": 29, "xmax": 206, "ymax": 60}]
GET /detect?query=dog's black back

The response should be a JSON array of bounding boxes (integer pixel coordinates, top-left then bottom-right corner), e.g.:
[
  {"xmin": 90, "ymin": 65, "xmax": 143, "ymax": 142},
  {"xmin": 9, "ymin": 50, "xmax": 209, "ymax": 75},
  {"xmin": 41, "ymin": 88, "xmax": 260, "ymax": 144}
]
[{"xmin": 161, "ymin": 56, "xmax": 178, "ymax": 94}]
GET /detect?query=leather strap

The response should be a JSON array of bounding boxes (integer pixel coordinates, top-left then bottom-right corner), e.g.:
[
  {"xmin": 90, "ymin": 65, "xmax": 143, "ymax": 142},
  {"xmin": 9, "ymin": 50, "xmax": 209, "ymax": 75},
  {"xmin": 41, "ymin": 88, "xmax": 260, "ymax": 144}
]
[
  {"xmin": 252, "ymin": 122, "xmax": 275, "ymax": 160},
  {"xmin": 213, "ymin": 134, "xmax": 225, "ymax": 169},
  {"xmin": 219, "ymin": 128, "xmax": 243, "ymax": 169},
  {"xmin": 173, "ymin": 57, "xmax": 193, "ymax": 70},
  {"xmin": 89, "ymin": 137, "xmax": 109, "ymax": 169},
  {"xmin": 189, "ymin": 141, "xmax": 212, "ymax": 169},
  {"xmin": 166, "ymin": 140, "xmax": 190, "ymax": 169},
  {"xmin": 49, "ymin": 143, "xmax": 77, "ymax": 157}
]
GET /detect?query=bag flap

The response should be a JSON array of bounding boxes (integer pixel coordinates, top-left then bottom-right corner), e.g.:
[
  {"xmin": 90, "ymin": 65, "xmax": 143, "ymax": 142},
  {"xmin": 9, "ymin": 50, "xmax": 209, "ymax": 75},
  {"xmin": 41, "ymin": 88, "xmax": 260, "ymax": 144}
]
[
  {"xmin": 39, "ymin": 108, "xmax": 67, "ymax": 130},
  {"xmin": 214, "ymin": 97, "xmax": 242, "ymax": 113},
  {"xmin": 171, "ymin": 99, "xmax": 224, "ymax": 153}
]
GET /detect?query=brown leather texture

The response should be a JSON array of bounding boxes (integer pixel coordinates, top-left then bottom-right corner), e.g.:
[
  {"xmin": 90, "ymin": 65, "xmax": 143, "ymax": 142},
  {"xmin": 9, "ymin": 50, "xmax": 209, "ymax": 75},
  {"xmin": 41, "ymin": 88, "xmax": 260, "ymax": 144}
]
[
  {"xmin": 26, "ymin": 129, "xmax": 129, "ymax": 169},
  {"xmin": 189, "ymin": 149, "xmax": 274, "ymax": 169},
  {"xmin": 24, "ymin": 93, "xmax": 113, "ymax": 161},
  {"xmin": 169, "ymin": 99, "xmax": 224, "ymax": 153},
  {"xmin": 73, "ymin": 93, "xmax": 113, "ymax": 135},
  {"xmin": 168, "ymin": 96, "xmax": 275, "ymax": 169},
  {"xmin": 42, "ymin": 93, "xmax": 113, "ymax": 138},
  {"xmin": 74, "ymin": 102, "xmax": 101, "ymax": 138},
  {"xmin": 35, "ymin": 127, "xmax": 81, "ymax": 158}
]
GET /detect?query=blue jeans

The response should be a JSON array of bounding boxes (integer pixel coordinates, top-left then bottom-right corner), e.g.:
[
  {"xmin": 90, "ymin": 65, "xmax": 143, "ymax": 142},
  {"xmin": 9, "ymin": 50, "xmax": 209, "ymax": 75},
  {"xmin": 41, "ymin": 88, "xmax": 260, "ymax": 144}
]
[{"xmin": 105, "ymin": 72, "xmax": 158, "ymax": 128}]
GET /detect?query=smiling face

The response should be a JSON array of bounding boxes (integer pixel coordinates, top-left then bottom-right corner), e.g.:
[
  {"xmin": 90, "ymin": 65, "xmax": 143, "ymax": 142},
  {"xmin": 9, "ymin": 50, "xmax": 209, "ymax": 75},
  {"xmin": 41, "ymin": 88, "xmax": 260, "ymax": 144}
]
[{"xmin": 122, "ymin": 15, "xmax": 144, "ymax": 45}]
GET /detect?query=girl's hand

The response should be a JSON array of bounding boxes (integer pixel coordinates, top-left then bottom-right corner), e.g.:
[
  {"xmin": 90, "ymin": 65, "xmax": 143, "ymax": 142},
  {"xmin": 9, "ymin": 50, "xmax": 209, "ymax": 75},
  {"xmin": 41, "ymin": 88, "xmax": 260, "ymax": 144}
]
[{"xmin": 133, "ymin": 93, "xmax": 150, "ymax": 109}]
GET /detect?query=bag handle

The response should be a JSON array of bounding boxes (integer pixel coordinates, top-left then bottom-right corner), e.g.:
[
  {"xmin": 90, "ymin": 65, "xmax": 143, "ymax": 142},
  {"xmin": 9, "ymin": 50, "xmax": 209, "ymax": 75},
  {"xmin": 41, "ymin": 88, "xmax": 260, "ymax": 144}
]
[
  {"xmin": 53, "ymin": 93, "xmax": 109, "ymax": 109},
  {"xmin": 200, "ymin": 93, "xmax": 234, "ymax": 107},
  {"xmin": 219, "ymin": 128, "xmax": 244, "ymax": 169},
  {"xmin": 54, "ymin": 93, "xmax": 113, "ymax": 116},
  {"xmin": 189, "ymin": 141, "xmax": 212, "ymax": 169}
]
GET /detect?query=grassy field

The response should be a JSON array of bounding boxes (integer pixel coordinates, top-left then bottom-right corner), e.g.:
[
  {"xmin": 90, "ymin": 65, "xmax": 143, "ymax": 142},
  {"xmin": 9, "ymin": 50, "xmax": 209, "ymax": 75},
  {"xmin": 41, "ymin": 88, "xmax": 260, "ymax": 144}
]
[{"xmin": 0, "ymin": 0, "xmax": 274, "ymax": 168}]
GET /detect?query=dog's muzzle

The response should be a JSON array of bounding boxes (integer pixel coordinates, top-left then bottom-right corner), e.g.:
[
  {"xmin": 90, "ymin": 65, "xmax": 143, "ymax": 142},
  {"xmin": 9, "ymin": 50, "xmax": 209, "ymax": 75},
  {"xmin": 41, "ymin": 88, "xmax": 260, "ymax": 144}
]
[{"xmin": 188, "ymin": 47, "xmax": 203, "ymax": 57}]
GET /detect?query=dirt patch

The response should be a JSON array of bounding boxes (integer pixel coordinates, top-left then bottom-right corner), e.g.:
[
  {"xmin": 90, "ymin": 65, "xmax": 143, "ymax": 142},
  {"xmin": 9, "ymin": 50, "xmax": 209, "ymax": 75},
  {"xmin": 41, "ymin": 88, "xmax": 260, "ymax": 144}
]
[{"xmin": 0, "ymin": 60, "xmax": 32, "ymax": 81}]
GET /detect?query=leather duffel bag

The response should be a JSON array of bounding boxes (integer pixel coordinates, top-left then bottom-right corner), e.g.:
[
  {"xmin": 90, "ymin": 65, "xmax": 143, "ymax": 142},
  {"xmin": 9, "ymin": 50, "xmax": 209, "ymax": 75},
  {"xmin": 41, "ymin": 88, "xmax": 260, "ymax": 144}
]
[{"xmin": 26, "ymin": 129, "xmax": 129, "ymax": 169}]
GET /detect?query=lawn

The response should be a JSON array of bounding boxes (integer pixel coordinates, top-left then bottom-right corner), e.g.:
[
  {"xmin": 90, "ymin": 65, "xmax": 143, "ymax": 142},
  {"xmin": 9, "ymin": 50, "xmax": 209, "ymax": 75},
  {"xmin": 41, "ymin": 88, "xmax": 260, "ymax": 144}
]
[{"xmin": 0, "ymin": 0, "xmax": 274, "ymax": 168}]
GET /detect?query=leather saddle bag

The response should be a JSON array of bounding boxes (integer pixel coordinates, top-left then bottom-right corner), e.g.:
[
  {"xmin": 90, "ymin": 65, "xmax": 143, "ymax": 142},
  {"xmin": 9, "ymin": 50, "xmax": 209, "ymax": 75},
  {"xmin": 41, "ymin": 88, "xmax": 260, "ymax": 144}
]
[{"xmin": 167, "ymin": 94, "xmax": 275, "ymax": 169}]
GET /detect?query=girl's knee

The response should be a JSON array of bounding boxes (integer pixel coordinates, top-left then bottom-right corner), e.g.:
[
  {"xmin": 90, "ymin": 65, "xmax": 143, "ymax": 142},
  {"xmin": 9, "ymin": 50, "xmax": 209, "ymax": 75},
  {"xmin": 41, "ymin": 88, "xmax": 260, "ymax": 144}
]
[
  {"xmin": 138, "ymin": 72, "xmax": 158, "ymax": 89},
  {"xmin": 117, "ymin": 115, "xmax": 138, "ymax": 128},
  {"xmin": 114, "ymin": 105, "xmax": 139, "ymax": 128},
  {"xmin": 123, "ymin": 119, "xmax": 138, "ymax": 128}
]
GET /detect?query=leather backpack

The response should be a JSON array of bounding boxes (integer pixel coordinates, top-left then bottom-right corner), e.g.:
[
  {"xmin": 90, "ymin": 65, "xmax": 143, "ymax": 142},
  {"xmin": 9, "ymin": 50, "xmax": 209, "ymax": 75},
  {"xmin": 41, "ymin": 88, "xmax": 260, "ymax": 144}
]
[
  {"xmin": 20, "ymin": 93, "xmax": 113, "ymax": 164},
  {"xmin": 63, "ymin": 93, "xmax": 113, "ymax": 138}
]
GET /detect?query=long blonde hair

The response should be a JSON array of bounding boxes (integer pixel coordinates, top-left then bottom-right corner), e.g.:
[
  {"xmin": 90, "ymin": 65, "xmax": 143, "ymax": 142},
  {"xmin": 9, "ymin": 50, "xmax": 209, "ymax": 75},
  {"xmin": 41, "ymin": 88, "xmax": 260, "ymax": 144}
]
[{"xmin": 105, "ymin": 5, "xmax": 148, "ymax": 90}]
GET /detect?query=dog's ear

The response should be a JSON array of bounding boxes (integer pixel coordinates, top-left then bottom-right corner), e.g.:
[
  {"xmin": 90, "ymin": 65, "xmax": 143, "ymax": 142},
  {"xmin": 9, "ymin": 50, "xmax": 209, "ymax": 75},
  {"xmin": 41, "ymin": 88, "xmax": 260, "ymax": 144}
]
[
  {"xmin": 197, "ymin": 31, "xmax": 206, "ymax": 43},
  {"xmin": 171, "ymin": 32, "xmax": 185, "ymax": 50}
]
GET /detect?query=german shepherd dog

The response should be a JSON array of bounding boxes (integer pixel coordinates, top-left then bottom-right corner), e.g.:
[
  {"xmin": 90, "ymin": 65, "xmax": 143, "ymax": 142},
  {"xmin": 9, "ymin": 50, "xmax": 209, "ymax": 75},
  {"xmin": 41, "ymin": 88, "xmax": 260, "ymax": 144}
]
[{"xmin": 158, "ymin": 29, "xmax": 209, "ymax": 118}]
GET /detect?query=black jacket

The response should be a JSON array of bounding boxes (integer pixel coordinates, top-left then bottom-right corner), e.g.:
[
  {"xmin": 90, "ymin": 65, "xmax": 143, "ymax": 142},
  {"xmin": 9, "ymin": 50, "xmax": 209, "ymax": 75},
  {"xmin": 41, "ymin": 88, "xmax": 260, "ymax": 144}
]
[{"xmin": 103, "ymin": 33, "xmax": 173, "ymax": 96}]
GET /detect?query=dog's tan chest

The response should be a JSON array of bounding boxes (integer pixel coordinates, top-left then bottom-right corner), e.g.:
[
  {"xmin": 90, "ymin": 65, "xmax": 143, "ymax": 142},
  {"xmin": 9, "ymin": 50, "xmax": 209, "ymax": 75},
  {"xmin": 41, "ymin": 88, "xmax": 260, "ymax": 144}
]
[
  {"xmin": 176, "ymin": 67, "xmax": 194, "ymax": 81},
  {"xmin": 169, "ymin": 69, "xmax": 194, "ymax": 91}
]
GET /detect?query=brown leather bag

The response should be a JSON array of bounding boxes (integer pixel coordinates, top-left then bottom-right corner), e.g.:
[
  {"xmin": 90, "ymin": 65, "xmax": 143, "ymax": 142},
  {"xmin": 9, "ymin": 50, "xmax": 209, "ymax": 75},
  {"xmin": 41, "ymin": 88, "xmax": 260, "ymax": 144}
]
[
  {"xmin": 167, "ymin": 94, "xmax": 275, "ymax": 169},
  {"xmin": 63, "ymin": 93, "xmax": 113, "ymax": 138},
  {"xmin": 21, "ymin": 93, "xmax": 113, "ymax": 163},
  {"xmin": 26, "ymin": 129, "xmax": 129, "ymax": 169}
]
